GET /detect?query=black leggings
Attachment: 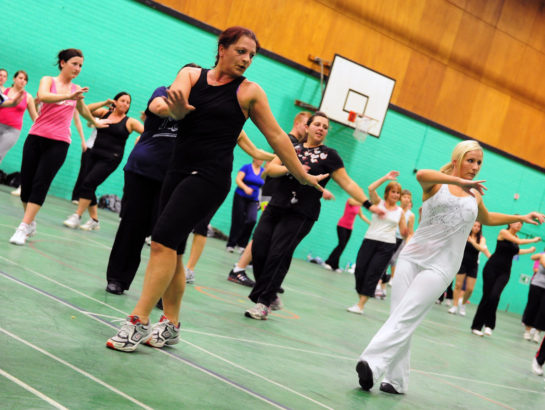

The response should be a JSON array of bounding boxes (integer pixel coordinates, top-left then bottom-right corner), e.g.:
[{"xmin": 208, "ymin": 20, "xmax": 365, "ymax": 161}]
[
  {"xmin": 249, "ymin": 206, "xmax": 314, "ymax": 306},
  {"xmin": 471, "ymin": 268, "xmax": 510, "ymax": 330},
  {"xmin": 522, "ymin": 285, "xmax": 545, "ymax": 331},
  {"xmin": 354, "ymin": 238, "xmax": 397, "ymax": 296},
  {"xmin": 20, "ymin": 134, "xmax": 69, "ymax": 206},
  {"xmin": 227, "ymin": 193, "xmax": 259, "ymax": 248},
  {"xmin": 153, "ymin": 171, "xmax": 230, "ymax": 254},
  {"xmin": 325, "ymin": 225, "xmax": 352, "ymax": 270},
  {"xmin": 71, "ymin": 149, "xmax": 92, "ymax": 201},
  {"xmin": 78, "ymin": 150, "xmax": 121, "ymax": 206},
  {"xmin": 537, "ymin": 336, "xmax": 545, "ymax": 366},
  {"xmin": 106, "ymin": 171, "xmax": 162, "ymax": 290}
]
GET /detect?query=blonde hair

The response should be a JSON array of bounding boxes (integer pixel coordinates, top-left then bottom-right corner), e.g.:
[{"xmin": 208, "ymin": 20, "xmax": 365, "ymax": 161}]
[
  {"xmin": 384, "ymin": 181, "xmax": 402, "ymax": 200},
  {"xmin": 440, "ymin": 140, "xmax": 482, "ymax": 175}
]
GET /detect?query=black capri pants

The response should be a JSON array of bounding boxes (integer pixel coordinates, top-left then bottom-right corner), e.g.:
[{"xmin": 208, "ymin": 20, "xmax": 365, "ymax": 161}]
[
  {"xmin": 20, "ymin": 134, "xmax": 69, "ymax": 206},
  {"xmin": 152, "ymin": 171, "xmax": 230, "ymax": 254},
  {"xmin": 522, "ymin": 284, "xmax": 545, "ymax": 331},
  {"xmin": 78, "ymin": 150, "xmax": 122, "ymax": 206},
  {"xmin": 354, "ymin": 238, "xmax": 397, "ymax": 296}
]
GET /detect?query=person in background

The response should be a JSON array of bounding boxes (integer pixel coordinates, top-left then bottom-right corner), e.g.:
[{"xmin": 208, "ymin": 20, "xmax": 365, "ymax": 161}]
[{"xmin": 522, "ymin": 252, "xmax": 545, "ymax": 343}]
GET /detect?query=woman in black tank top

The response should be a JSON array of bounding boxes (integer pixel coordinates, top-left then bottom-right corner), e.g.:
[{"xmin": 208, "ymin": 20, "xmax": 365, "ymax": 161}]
[
  {"xmin": 106, "ymin": 26, "xmax": 327, "ymax": 352},
  {"xmin": 471, "ymin": 221, "xmax": 540, "ymax": 336},
  {"xmin": 448, "ymin": 221, "xmax": 491, "ymax": 316},
  {"xmin": 63, "ymin": 92, "xmax": 143, "ymax": 231}
]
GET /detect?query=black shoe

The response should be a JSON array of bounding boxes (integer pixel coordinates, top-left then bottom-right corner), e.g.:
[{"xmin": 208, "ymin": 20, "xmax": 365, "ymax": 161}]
[
  {"xmin": 227, "ymin": 270, "xmax": 255, "ymax": 287},
  {"xmin": 156, "ymin": 298, "xmax": 163, "ymax": 310},
  {"xmin": 277, "ymin": 286, "xmax": 284, "ymax": 294},
  {"xmin": 379, "ymin": 382, "xmax": 402, "ymax": 394},
  {"xmin": 105, "ymin": 281, "xmax": 124, "ymax": 295},
  {"xmin": 356, "ymin": 361, "xmax": 374, "ymax": 390}
]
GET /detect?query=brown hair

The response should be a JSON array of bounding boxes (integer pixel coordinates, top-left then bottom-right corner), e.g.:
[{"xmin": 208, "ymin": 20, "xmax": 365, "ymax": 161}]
[
  {"xmin": 306, "ymin": 111, "xmax": 328, "ymax": 126},
  {"xmin": 293, "ymin": 111, "xmax": 311, "ymax": 126},
  {"xmin": 214, "ymin": 26, "xmax": 260, "ymax": 67},
  {"xmin": 384, "ymin": 181, "xmax": 402, "ymax": 200},
  {"xmin": 13, "ymin": 70, "xmax": 28, "ymax": 82},
  {"xmin": 57, "ymin": 48, "xmax": 83, "ymax": 70},
  {"xmin": 401, "ymin": 189, "xmax": 412, "ymax": 197}
]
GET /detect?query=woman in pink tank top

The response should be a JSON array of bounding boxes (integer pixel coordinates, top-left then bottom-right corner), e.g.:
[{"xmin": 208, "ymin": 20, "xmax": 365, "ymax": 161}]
[
  {"xmin": 0, "ymin": 70, "xmax": 38, "ymax": 164},
  {"xmin": 324, "ymin": 198, "xmax": 370, "ymax": 271},
  {"xmin": 9, "ymin": 48, "xmax": 105, "ymax": 246}
]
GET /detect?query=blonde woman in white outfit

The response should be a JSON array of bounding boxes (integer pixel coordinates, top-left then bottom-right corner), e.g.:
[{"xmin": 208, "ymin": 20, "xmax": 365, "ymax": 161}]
[{"xmin": 356, "ymin": 140, "xmax": 544, "ymax": 395}]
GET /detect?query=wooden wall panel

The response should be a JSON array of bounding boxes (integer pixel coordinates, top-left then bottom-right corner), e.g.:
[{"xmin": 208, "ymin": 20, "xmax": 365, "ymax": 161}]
[{"xmin": 158, "ymin": 0, "xmax": 545, "ymax": 167}]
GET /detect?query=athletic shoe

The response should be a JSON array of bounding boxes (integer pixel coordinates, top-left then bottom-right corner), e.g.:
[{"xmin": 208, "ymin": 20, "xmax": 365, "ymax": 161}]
[
  {"xmin": 335, "ymin": 268, "xmax": 343, "ymax": 273},
  {"xmin": 380, "ymin": 382, "xmax": 402, "ymax": 394},
  {"xmin": 533, "ymin": 332, "xmax": 541, "ymax": 344},
  {"xmin": 106, "ymin": 315, "xmax": 151, "ymax": 352},
  {"xmin": 374, "ymin": 289, "xmax": 386, "ymax": 300},
  {"xmin": 448, "ymin": 305, "xmax": 458, "ymax": 315},
  {"xmin": 270, "ymin": 296, "xmax": 283, "ymax": 311},
  {"xmin": 27, "ymin": 221, "xmax": 37, "ymax": 237},
  {"xmin": 532, "ymin": 358, "xmax": 544, "ymax": 376},
  {"xmin": 80, "ymin": 219, "xmax": 100, "ymax": 231},
  {"xmin": 63, "ymin": 213, "xmax": 81, "ymax": 229},
  {"xmin": 483, "ymin": 327, "xmax": 493, "ymax": 336},
  {"xmin": 226, "ymin": 246, "xmax": 235, "ymax": 253},
  {"xmin": 71, "ymin": 200, "xmax": 79, "ymax": 205},
  {"xmin": 185, "ymin": 268, "xmax": 195, "ymax": 284},
  {"xmin": 9, "ymin": 223, "xmax": 30, "ymax": 246},
  {"xmin": 236, "ymin": 246, "xmax": 245, "ymax": 254},
  {"xmin": 145, "ymin": 315, "xmax": 180, "ymax": 348},
  {"xmin": 356, "ymin": 361, "xmax": 374, "ymax": 390},
  {"xmin": 524, "ymin": 330, "xmax": 532, "ymax": 340},
  {"xmin": 11, "ymin": 186, "xmax": 21, "ymax": 196},
  {"xmin": 459, "ymin": 305, "xmax": 466, "ymax": 316},
  {"xmin": 245, "ymin": 303, "xmax": 270, "ymax": 320},
  {"xmin": 145, "ymin": 236, "xmax": 151, "ymax": 246},
  {"xmin": 105, "ymin": 281, "xmax": 124, "ymax": 295},
  {"xmin": 227, "ymin": 269, "xmax": 255, "ymax": 287},
  {"xmin": 323, "ymin": 263, "xmax": 333, "ymax": 271},
  {"xmin": 445, "ymin": 299, "xmax": 453, "ymax": 307},
  {"xmin": 347, "ymin": 304, "xmax": 364, "ymax": 315},
  {"xmin": 471, "ymin": 329, "xmax": 484, "ymax": 337}
]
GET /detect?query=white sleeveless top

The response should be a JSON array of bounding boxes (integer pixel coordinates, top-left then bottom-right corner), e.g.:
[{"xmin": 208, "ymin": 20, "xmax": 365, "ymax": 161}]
[
  {"xmin": 365, "ymin": 200, "xmax": 403, "ymax": 244},
  {"xmin": 399, "ymin": 184, "xmax": 478, "ymax": 277}
]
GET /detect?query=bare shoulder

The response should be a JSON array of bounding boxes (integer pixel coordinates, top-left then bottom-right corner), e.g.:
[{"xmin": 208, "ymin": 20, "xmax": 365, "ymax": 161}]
[{"xmin": 239, "ymin": 79, "xmax": 263, "ymax": 99}]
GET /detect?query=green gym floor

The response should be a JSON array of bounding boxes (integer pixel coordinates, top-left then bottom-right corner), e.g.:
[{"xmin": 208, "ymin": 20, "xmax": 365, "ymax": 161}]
[{"xmin": 1, "ymin": 185, "xmax": 544, "ymax": 409}]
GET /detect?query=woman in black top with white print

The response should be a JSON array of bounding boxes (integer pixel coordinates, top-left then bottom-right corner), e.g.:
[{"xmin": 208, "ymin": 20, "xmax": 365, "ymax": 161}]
[{"xmin": 246, "ymin": 112, "xmax": 383, "ymax": 320}]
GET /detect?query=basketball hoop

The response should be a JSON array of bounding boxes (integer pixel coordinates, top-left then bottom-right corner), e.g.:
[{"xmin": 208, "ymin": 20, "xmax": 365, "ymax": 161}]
[{"xmin": 352, "ymin": 115, "xmax": 378, "ymax": 142}]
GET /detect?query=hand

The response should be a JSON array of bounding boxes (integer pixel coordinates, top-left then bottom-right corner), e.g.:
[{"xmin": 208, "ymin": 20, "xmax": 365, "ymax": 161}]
[
  {"xmin": 105, "ymin": 98, "xmax": 116, "ymax": 107},
  {"xmin": 529, "ymin": 246, "xmax": 537, "ymax": 253},
  {"xmin": 300, "ymin": 173, "xmax": 329, "ymax": 192},
  {"xmin": 164, "ymin": 88, "xmax": 195, "ymax": 120},
  {"xmin": 385, "ymin": 170, "xmax": 400, "ymax": 180},
  {"xmin": 467, "ymin": 235, "xmax": 476, "ymax": 244},
  {"xmin": 81, "ymin": 142, "xmax": 87, "ymax": 152},
  {"xmin": 522, "ymin": 212, "xmax": 545, "ymax": 226},
  {"xmin": 458, "ymin": 178, "xmax": 487, "ymax": 196},
  {"xmin": 11, "ymin": 89, "xmax": 24, "ymax": 105},
  {"xmin": 369, "ymin": 204, "xmax": 385, "ymax": 217},
  {"xmin": 68, "ymin": 87, "xmax": 89, "ymax": 101},
  {"xmin": 94, "ymin": 118, "xmax": 110, "ymax": 129},
  {"xmin": 244, "ymin": 187, "xmax": 253, "ymax": 196},
  {"xmin": 322, "ymin": 189, "xmax": 335, "ymax": 200},
  {"xmin": 533, "ymin": 237, "xmax": 542, "ymax": 243}
]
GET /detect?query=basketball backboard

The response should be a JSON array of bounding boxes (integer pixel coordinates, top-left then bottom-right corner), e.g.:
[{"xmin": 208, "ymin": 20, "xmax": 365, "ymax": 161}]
[{"xmin": 319, "ymin": 55, "xmax": 395, "ymax": 138}]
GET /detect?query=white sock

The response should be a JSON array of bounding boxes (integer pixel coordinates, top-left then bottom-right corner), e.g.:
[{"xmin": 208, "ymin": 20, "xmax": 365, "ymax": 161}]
[{"xmin": 233, "ymin": 265, "xmax": 245, "ymax": 273}]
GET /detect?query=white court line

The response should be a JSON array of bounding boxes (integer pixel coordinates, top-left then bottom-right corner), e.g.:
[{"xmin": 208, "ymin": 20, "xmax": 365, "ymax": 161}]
[
  {"xmin": 0, "ymin": 328, "xmax": 152, "ymax": 409},
  {"xmin": 0, "ymin": 272, "xmax": 287, "ymax": 409},
  {"xmin": 0, "ymin": 368, "xmax": 68, "ymax": 410}
]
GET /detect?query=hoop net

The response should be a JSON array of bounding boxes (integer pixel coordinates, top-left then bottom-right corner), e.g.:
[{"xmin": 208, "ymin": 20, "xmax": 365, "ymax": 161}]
[{"xmin": 350, "ymin": 115, "xmax": 378, "ymax": 142}]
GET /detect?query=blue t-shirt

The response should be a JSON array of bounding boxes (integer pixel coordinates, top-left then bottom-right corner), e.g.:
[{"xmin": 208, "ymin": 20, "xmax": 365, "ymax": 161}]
[
  {"xmin": 124, "ymin": 86, "xmax": 178, "ymax": 181},
  {"xmin": 235, "ymin": 163, "xmax": 264, "ymax": 201}
]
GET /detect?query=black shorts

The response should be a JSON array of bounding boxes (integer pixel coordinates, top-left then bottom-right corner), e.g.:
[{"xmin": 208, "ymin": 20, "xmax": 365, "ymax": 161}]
[{"xmin": 458, "ymin": 262, "xmax": 478, "ymax": 278}]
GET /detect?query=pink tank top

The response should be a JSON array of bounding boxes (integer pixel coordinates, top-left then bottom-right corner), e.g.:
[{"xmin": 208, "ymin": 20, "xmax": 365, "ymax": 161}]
[
  {"xmin": 0, "ymin": 88, "xmax": 28, "ymax": 130},
  {"xmin": 29, "ymin": 78, "xmax": 78, "ymax": 143},
  {"xmin": 338, "ymin": 200, "xmax": 361, "ymax": 230}
]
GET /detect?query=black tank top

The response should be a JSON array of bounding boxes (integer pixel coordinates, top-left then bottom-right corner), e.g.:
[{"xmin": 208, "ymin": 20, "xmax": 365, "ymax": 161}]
[
  {"xmin": 92, "ymin": 112, "xmax": 130, "ymax": 160},
  {"xmin": 170, "ymin": 69, "xmax": 247, "ymax": 183},
  {"xmin": 486, "ymin": 239, "xmax": 519, "ymax": 273},
  {"xmin": 461, "ymin": 240, "xmax": 480, "ymax": 268}
]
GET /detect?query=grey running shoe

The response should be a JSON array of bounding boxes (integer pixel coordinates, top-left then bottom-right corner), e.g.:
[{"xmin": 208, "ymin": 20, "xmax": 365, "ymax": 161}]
[
  {"xmin": 63, "ymin": 213, "xmax": 81, "ymax": 229},
  {"xmin": 185, "ymin": 268, "xmax": 195, "ymax": 284},
  {"xmin": 245, "ymin": 303, "xmax": 270, "ymax": 320},
  {"xmin": 146, "ymin": 315, "xmax": 180, "ymax": 348},
  {"xmin": 270, "ymin": 296, "xmax": 283, "ymax": 311},
  {"xmin": 80, "ymin": 219, "xmax": 100, "ymax": 231},
  {"xmin": 106, "ymin": 315, "xmax": 151, "ymax": 352}
]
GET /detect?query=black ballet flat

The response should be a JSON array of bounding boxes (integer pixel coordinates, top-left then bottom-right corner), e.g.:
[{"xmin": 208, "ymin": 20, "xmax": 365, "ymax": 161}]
[
  {"xmin": 356, "ymin": 361, "xmax": 374, "ymax": 390},
  {"xmin": 379, "ymin": 382, "xmax": 402, "ymax": 394},
  {"xmin": 105, "ymin": 281, "xmax": 124, "ymax": 295}
]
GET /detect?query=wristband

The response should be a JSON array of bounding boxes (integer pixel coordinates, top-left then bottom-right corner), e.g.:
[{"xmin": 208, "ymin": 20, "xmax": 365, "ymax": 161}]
[{"xmin": 363, "ymin": 200, "xmax": 372, "ymax": 210}]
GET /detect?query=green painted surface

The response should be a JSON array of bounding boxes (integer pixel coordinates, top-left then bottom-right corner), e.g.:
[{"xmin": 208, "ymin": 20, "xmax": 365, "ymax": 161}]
[
  {"xmin": 0, "ymin": 0, "xmax": 543, "ymax": 318},
  {"xmin": 1, "ymin": 186, "xmax": 545, "ymax": 409}
]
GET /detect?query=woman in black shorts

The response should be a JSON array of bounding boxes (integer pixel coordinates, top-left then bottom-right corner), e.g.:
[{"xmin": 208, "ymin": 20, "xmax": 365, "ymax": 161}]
[
  {"xmin": 447, "ymin": 221, "xmax": 490, "ymax": 316},
  {"xmin": 106, "ymin": 26, "xmax": 324, "ymax": 352}
]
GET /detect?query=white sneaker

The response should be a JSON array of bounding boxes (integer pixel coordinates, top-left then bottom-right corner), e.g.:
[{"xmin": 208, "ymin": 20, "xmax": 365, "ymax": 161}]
[
  {"xmin": 448, "ymin": 305, "xmax": 458, "ymax": 315},
  {"xmin": 63, "ymin": 213, "xmax": 81, "ymax": 229},
  {"xmin": 106, "ymin": 315, "xmax": 151, "ymax": 352},
  {"xmin": 27, "ymin": 221, "xmax": 37, "ymax": 237},
  {"xmin": 347, "ymin": 304, "xmax": 364, "ymax": 315},
  {"xmin": 532, "ymin": 358, "xmax": 544, "ymax": 376},
  {"xmin": 459, "ymin": 304, "xmax": 466, "ymax": 316},
  {"xmin": 335, "ymin": 268, "xmax": 343, "ymax": 273},
  {"xmin": 472, "ymin": 329, "xmax": 484, "ymax": 337},
  {"xmin": 185, "ymin": 268, "xmax": 195, "ymax": 284},
  {"xmin": 145, "ymin": 315, "xmax": 180, "ymax": 348},
  {"xmin": 445, "ymin": 299, "xmax": 453, "ymax": 307},
  {"xmin": 80, "ymin": 218, "xmax": 100, "ymax": 231},
  {"xmin": 533, "ymin": 332, "xmax": 541, "ymax": 344},
  {"xmin": 270, "ymin": 296, "xmax": 283, "ymax": 311},
  {"xmin": 226, "ymin": 246, "xmax": 235, "ymax": 253},
  {"xmin": 524, "ymin": 330, "xmax": 532, "ymax": 341},
  {"xmin": 323, "ymin": 263, "xmax": 333, "ymax": 271},
  {"xmin": 9, "ymin": 223, "xmax": 30, "ymax": 245},
  {"xmin": 11, "ymin": 186, "xmax": 21, "ymax": 196},
  {"xmin": 71, "ymin": 200, "xmax": 79, "ymax": 205},
  {"xmin": 483, "ymin": 327, "xmax": 493, "ymax": 336}
]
